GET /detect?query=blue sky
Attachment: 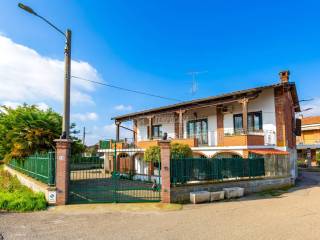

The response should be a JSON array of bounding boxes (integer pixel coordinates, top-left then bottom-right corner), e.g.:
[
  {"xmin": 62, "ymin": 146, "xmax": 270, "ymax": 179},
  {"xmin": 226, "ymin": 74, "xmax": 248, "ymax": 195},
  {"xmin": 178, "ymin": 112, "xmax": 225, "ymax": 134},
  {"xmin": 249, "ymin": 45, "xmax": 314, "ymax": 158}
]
[{"xmin": 0, "ymin": 0, "xmax": 320, "ymax": 144}]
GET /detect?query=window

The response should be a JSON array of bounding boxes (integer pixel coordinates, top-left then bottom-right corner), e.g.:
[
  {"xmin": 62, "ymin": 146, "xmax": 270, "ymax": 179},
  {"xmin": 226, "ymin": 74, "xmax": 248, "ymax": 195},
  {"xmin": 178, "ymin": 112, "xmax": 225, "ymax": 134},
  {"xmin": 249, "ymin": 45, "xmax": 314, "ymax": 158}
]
[
  {"xmin": 233, "ymin": 111, "xmax": 263, "ymax": 133},
  {"xmin": 187, "ymin": 119, "xmax": 208, "ymax": 145},
  {"xmin": 151, "ymin": 125, "xmax": 162, "ymax": 139}
]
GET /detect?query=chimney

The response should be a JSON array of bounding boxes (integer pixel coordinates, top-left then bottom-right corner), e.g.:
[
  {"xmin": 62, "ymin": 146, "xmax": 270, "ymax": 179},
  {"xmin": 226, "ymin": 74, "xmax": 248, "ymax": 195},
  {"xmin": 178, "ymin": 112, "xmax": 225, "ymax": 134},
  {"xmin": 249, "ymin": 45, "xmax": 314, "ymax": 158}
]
[{"xmin": 279, "ymin": 70, "xmax": 290, "ymax": 83}]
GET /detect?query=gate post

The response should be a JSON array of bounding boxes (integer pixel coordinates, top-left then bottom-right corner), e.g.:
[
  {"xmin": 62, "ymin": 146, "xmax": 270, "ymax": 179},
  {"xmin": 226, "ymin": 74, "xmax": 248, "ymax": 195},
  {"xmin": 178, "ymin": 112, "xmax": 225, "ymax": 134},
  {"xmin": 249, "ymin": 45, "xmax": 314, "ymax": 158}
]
[
  {"xmin": 159, "ymin": 140, "xmax": 171, "ymax": 203},
  {"xmin": 54, "ymin": 139, "xmax": 72, "ymax": 205}
]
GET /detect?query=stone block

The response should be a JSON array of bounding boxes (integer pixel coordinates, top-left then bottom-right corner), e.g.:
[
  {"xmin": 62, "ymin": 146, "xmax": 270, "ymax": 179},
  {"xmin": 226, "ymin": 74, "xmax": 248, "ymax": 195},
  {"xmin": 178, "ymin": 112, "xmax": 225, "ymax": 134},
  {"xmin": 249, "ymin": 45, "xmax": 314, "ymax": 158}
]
[
  {"xmin": 223, "ymin": 187, "xmax": 244, "ymax": 199},
  {"xmin": 190, "ymin": 191, "xmax": 210, "ymax": 204},
  {"xmin": 210, "ymin": 191, "xmax": 225, "ymax": 202}
]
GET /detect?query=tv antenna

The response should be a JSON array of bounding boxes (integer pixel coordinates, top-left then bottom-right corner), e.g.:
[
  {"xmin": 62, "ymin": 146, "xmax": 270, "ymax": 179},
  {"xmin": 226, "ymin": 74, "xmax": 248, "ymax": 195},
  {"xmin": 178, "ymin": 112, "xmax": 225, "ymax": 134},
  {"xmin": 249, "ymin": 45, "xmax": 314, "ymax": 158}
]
[{"xmin": 187, "ymin": 70, "xmax": 208, "ymax": 95}]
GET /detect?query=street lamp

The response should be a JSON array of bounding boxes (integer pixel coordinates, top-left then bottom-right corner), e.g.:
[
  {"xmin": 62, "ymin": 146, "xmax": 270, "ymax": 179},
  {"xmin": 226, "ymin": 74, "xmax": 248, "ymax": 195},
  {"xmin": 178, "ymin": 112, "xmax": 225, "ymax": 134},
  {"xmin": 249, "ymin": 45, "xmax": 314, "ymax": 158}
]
[{"xmin": 18, "ymin": 3, "xmax": 71, "ymax": 139}]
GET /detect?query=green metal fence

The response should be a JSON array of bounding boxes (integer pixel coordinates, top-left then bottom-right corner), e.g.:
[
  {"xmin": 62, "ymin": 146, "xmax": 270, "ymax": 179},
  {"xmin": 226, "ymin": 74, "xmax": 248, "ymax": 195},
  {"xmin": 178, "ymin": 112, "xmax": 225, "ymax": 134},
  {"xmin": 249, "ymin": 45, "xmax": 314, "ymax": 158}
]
[
  {"xmin": 171, "ymin": 157, "xmax": 265, "ymax": 184},
  {"xmin": 99, "ymin": 140, "xmax": 112, "ymax": 149},
  {"xmin": 8, "ymin": 152, "xmax": 55, "ymax": 185},
  {"xmin": 70, "ymin": 155, "xmax": 103, "ymax": 171}
]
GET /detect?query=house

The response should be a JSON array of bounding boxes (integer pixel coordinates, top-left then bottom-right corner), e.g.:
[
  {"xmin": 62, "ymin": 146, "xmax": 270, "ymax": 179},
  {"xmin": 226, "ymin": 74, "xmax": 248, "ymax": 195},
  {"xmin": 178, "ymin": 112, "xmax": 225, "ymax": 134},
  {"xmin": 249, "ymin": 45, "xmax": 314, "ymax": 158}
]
[
  {"xmin": 297, "ymin": 116, "xmax": 320, "ymax": 166},
  {"xmin": 99, "ymin": 70, "xmax": 300, "ymax": 179}
]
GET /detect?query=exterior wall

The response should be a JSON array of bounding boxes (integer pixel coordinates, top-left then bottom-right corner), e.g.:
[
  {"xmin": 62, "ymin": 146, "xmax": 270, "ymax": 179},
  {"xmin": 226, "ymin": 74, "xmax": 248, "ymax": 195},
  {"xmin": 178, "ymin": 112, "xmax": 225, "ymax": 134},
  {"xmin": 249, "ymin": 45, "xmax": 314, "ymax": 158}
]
[
  {"xmin": 134, "ymin": 154, "xmax": 148, "ymax": 175},
  {"xmin": 137, "ymin": 119, "xmax": 148, "ymax": 141},
  {"xmin": 223, "ymin": 88, "xmax": 276, "ymax": 142},
  {"xmin": 208, "ymin": 114, "xmax": 217, "ymax": 146},
  {"xmin": 171, "ymin": 177, "xmax": 292, "ymax": 203},
  {"xmin": 274, "ymin": 87, "xmax": 296, "ymax": 148},
  {"xmin": 299, "ymin": 129, "xmax": 320, "ymax": 145}
]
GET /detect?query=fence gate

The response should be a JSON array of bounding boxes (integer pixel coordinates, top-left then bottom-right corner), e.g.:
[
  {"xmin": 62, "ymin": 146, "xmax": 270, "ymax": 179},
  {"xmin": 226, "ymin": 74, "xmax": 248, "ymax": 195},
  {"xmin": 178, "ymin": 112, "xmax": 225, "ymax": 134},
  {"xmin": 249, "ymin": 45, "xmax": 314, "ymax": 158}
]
[{"xmin": 68, "ymin": 146, "xmax": 161, "ymax": 204}]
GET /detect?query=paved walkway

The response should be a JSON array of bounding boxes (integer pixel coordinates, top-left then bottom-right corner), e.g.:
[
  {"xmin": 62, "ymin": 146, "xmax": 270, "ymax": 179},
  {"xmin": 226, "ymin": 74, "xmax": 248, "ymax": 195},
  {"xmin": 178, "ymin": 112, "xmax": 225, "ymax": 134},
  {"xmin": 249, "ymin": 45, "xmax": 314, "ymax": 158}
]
[{"xmin": 1, "ymin": 170, "xmax": 320, "ymax": 240}]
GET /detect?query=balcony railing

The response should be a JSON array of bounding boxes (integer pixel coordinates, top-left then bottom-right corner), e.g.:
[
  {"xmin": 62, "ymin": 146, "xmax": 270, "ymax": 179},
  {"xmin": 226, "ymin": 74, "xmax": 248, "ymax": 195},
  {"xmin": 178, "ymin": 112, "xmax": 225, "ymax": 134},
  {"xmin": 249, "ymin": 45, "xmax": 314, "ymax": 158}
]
[
  {"xmin": 137, "ymin": 138, "xmax": 198, "ymax": 149},
  {"xmin": 99, "ymin": 129, "xmax": 276, "ymax": 150}
]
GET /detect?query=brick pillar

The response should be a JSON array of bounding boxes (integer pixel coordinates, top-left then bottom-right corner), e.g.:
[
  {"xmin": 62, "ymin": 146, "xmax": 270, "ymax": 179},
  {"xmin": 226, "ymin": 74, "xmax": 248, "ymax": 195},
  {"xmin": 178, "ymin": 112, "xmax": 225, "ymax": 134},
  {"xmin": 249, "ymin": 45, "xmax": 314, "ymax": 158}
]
[
  {"xmin": 159, "ymin": 140, "xmax": 171, "ymax": 203},
  {"xmin": 54, "ymin": 139, "xmax": 72, "ymax": 205}
]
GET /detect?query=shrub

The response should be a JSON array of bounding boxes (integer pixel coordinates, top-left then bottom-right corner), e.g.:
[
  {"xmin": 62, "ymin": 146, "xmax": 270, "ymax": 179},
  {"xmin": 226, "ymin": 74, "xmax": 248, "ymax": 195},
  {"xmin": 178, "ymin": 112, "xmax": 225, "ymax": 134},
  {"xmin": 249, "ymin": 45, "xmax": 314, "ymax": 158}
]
[
  {"xmin": 144, "ymin": 143, "xmax": 192, "ymax": 162},
  {"xmin": 144, "ymin": 146, "xmax": 161, "ymax": 162},
  {"xmin": 316, "ymin": 151, "xmax": 320, "ymax": 166},
  {"xmin": 170, "ymin": 143, "xmax": 192, "ymax": 158},
  {"xmin": 0, "ymin": 168, "xmax": 47, "ymax": 212},
  {"xmin": 297, "ymin": 159, "xmax": 307, "ymax": 168}
]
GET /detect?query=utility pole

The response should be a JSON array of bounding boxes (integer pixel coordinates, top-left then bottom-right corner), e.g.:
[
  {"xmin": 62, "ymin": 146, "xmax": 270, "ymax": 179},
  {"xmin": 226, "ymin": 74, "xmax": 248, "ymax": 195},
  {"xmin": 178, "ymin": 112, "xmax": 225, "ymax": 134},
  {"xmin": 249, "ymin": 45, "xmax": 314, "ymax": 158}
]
[
  {"xmin": 63, "ymin": 30, "xmax": 72, "ymax": 139},
  {"xmin": 82, "ymin": 126, "xmax": 86, "ymax": 145}
]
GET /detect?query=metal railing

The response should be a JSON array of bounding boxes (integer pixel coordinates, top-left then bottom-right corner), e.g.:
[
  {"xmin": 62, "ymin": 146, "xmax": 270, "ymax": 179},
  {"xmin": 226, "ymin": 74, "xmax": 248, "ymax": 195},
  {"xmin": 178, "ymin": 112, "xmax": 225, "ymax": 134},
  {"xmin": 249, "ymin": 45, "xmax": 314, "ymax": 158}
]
[
  {"xmin": 8, "ymin": 152, "xmax": 55, "ymax": 185},
  {"xmin": 170, "ymin": 157, "xmax": 265, "ymax": 184},
  {"xmin": 135, "ymin": 129, "xmax": 276, "ymax": 146}
]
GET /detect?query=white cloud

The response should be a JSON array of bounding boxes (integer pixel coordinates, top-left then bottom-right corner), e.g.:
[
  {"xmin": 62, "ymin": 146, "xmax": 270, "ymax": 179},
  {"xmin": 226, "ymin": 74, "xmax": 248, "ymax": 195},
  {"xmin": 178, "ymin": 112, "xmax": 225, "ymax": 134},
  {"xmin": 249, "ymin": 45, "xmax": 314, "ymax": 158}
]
[
  {"xmin": 72, "ymin": 112, "xmax": 98, "ymax": 121},
  {"xmin": 0, "ymin": 35, "xmax": 101, "ymax": 105},
  {"xmin": 300, "ymin": 98, "xmax": 320, "ymax": 117},
  {"xmin": 36, "ymin": 102, "xmax": 50, "ymax": 111},
  {"xmin": 1, "ymin": 101, "xmax": 49, "ymax": 111},
  {"xmin": 114, "ymin": 104, "xmax": 133, "ymax": 111},
  {"xmin": 2, "ymin": 101, "xmax": 21, "ymax": 109}
]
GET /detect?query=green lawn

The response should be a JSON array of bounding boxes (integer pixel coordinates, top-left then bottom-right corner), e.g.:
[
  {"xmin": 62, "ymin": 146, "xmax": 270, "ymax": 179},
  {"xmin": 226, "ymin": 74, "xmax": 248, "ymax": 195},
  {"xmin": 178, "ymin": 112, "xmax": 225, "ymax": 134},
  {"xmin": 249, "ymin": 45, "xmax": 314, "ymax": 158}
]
[{"xmin": 0, "ymin": 164, "xmax": 47, "ymax": 212}]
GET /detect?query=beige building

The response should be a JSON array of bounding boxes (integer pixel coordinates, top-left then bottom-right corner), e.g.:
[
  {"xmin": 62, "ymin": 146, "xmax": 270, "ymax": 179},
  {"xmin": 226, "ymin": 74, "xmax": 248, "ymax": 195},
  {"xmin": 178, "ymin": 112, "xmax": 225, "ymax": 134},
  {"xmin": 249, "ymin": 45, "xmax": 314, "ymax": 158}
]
[{"xmin": 297, "ymin": 116, "xmax": 320, "ymax": 166}]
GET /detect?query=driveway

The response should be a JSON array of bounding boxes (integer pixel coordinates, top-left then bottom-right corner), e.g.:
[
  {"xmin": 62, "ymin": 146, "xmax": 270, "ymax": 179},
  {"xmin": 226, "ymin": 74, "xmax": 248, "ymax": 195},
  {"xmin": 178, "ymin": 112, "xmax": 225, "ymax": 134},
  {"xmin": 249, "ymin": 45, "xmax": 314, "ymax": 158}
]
[{"xmin": 1, "ymin": 170, "xmax": 320, "ymax": 240}]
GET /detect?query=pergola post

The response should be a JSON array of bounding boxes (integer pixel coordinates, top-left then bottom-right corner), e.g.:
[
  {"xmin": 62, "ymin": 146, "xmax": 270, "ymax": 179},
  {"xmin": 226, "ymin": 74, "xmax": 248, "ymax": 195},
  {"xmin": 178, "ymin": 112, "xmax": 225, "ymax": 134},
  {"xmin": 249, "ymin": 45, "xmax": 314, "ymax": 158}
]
[
  {"xmin": 178, "ymin": 110, "xmax": 185, "ymax": 139},
  {"xmin": 115, "ymin": 121, "xmax": 121, "ymax": 142},
  {"xmin": 239, "ymin": 98, "xmax": 249, "ymax": 134},
  {"xmin": 148, "ymin": 116, "xmax": 153, "ymax": 140}
]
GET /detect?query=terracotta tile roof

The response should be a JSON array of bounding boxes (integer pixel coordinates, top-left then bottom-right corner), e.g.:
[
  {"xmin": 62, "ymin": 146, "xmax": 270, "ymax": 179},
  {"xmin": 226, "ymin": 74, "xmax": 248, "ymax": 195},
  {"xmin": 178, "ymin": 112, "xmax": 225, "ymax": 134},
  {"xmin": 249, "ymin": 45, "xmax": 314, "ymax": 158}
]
[{"xmin": 302, "ymin": 116, "xmax": 320, "ymax": 125}]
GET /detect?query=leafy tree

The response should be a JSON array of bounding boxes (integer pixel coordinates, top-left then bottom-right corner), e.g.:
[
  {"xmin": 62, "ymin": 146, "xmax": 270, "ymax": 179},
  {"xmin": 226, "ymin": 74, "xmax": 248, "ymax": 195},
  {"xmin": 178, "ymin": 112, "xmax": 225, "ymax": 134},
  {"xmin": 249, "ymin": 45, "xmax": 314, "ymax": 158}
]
[
  {"xmin": 170, "ymin": 143, "xmax": 192, "ymax": 158},
  {"xmin": 144, "ymin": 146, "xmax": 161, "ymax": 162},
  {"xmin": 144, "ymin": 143, "xmax": 192, "ymax": 162},
  {"xmin": 0, "ymin": 104, "xmax": 84, "ymax": 161}
]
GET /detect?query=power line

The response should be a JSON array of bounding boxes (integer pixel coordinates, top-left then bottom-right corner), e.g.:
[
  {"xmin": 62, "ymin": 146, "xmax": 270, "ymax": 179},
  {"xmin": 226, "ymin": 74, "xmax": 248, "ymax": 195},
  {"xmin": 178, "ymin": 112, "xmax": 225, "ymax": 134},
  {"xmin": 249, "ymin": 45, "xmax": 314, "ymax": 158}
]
[{"xmin": 71, "ymin": 75, "xmax": 182, "ymax": 102}]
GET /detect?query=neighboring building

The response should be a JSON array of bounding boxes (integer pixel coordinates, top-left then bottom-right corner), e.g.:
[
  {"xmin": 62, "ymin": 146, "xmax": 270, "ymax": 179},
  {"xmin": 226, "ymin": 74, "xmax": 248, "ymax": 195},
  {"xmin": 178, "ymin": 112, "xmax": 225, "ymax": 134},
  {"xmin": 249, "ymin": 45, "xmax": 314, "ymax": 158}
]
[
  {"xmin": 99, "ymin": 71, "xmax": 300, "ymax": 178},
  {"xmin": 297, "ymin": 116, "xmax": 320, "ymax": 166}
]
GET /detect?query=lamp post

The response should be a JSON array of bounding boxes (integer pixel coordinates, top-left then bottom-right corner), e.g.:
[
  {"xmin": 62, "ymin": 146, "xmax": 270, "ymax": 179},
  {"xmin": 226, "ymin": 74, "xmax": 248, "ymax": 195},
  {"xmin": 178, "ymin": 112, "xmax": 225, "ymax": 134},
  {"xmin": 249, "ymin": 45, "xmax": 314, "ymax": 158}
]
[{"xmin": 18, "ymin": 3, "xmax": 71, "ymax": 139}]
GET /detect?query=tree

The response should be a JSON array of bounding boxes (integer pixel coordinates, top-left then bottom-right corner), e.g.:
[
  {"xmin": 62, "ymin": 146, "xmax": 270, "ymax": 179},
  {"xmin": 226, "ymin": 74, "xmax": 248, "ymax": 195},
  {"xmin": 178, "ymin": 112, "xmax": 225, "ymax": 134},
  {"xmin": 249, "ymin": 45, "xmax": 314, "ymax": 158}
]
[
  {"xmin": 170, "ymin": 143, "xmax": 192, "ymax": 158},
  {"xmin": 0, "ymin": 104, "xmax": 84, "ymax": 161},
  {"xmin": 144, "ymin": 143, "xmax": 192, "ymax": 162},
  {"xmin": 144, "ymin": 146, "xmax": 161, "ymax": 162}
]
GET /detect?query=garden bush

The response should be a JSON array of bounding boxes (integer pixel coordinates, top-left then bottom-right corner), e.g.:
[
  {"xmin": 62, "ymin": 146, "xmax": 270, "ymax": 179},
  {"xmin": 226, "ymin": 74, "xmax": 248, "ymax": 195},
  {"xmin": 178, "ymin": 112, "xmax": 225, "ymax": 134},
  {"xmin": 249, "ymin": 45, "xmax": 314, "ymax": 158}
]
[
  {"xmin": 144, "ymin": 143, "xmax": 192, "ymax": 162},
  {"xmin": 316, "ymin": 151, "xmax": 320, "ymax": 166},
  {"xmin": 0, "ymin": 167, "xmax": 47, "ymax": 212}
]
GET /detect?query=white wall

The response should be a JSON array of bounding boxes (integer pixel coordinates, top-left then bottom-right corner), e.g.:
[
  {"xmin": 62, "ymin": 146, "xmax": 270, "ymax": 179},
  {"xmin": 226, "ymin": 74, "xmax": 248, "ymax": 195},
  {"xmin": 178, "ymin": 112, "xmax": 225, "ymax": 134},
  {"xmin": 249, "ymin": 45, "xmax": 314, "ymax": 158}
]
[
  {"xmin": 162, "ymin": 122, "xmax": 175, "ymax": 139},
  {"xmin": 208, "ymin": 114, "xmax": 217, "ymax": 146},
  {"xmin": 137, "ymin": 120, "xmax": 148, "ymax": 141},
  {"xmin": 223, "ymin": 88, "xmax": 276, "ymax": 145}
]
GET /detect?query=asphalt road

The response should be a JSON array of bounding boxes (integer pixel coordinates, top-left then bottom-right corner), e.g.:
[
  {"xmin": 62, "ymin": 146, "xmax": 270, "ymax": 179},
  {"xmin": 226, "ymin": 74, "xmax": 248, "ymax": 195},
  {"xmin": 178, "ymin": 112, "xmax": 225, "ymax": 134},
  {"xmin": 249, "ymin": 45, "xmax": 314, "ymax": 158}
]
[{"xmin": 1, "ymin": 170, "xmax": 320, "ymax": 240}]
